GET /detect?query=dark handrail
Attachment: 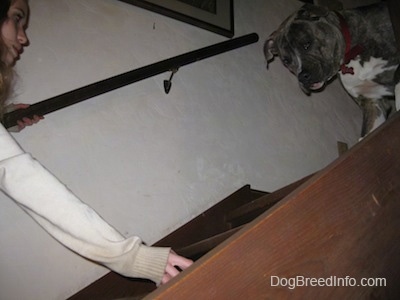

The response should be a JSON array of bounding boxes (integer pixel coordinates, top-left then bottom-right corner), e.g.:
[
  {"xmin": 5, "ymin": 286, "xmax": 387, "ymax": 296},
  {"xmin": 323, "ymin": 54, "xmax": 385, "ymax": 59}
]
[{"xmin": 3, "ymin": 33, "xmax": 259, "ymax": 129}]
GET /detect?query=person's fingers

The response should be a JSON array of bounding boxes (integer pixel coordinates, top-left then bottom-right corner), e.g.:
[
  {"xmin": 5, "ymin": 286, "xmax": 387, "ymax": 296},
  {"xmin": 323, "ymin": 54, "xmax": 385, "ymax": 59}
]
[
  {"xmin": 180, "ymin": 257, "xmax": 193, "ymax": 269},
  {"xmin": 160, "ymin": 263, "xmax": 181, "ymax": 285},
  {"xmin": 168, "ymin": 252, "xmax": 193, "ymax": 270},
  {"xmin": 17, "ymin": 120, "xmax": 25, "ymax": 131},
  {"xmin": 14, "ymin": 103, "xmax": 30, "ymax": 110},
  {"xmin": 32, "ymin": 115, "xmax": 43, "ymax": 123},
  {"xmin": 159, "ymin": 252, "xmax": 194, "ymax": 286},
  {"xmin": 165, "ymin": 262, "xmax": 180, "ymax": 278},
  {"xmin": 161, "ymin": 273, "xmax": 172, "ymax": 285},
  {"xmin": 22, "ymin": 117, "xmax": 33, "ymax": 125}
]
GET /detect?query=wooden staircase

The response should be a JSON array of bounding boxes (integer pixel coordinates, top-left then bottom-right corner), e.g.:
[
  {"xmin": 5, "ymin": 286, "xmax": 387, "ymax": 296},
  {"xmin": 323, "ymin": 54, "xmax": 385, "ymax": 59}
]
[
  {"xmin": 70, "ymin": 115, "xmax": 400, "ymax": 300},
  {"xmin": 69, "ymin": 178, "xmax": 306, "ymax": 300},
  {"xmin": 145, "ymin": 111, "xmax": 400, "ymax": 299},
  {"xmin": 162, "ymin": 176, "xmax": 312, "ymax": 261},
  {"xmin": 69, "ymin": 1, "xmax": 400, "ymax": 298},
  {"xmin": 69, "ymin": 108, "xmax": 400, "ymax": 299}
]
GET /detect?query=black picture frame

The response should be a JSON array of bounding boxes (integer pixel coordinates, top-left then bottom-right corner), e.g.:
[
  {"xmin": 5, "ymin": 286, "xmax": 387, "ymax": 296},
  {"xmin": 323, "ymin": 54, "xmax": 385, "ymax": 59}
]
[{"xmin": 118, "ymin": 0, "xmax": 234, "ymax": 38}]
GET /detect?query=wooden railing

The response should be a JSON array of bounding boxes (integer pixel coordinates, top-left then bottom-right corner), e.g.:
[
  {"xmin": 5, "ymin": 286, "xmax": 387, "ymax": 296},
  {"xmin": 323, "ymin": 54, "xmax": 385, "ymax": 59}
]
[{"xmin": 145, "ymin": 112, "xmax": 400, "ymax": 300}]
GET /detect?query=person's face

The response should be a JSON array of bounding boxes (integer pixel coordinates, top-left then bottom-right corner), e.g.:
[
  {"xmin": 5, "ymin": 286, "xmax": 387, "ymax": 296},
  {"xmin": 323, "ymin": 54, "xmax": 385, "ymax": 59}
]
[{"xmin": 1, "ymin": 0, "xmax": 29, "ymax": 66}]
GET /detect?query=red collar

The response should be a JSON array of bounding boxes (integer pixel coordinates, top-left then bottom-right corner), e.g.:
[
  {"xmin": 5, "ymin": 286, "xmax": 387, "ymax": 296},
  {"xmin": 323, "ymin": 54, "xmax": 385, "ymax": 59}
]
[{"xmin": 335, "ymin": 12, "xmax": 363, "ymax": 75}]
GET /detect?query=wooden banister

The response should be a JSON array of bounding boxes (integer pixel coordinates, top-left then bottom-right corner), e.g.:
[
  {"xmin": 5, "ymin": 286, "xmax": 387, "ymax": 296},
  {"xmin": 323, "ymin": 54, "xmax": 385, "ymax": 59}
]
[{"xmin": 145, "ymin": 111, "xmax": 400, "ymax": 299}]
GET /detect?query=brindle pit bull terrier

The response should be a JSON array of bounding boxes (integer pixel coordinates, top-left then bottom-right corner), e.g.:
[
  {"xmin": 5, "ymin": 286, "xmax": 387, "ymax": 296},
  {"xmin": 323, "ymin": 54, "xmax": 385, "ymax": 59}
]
[{"xmin": 264, "ymin": 3, "xmax": 400, "ymax": 138}]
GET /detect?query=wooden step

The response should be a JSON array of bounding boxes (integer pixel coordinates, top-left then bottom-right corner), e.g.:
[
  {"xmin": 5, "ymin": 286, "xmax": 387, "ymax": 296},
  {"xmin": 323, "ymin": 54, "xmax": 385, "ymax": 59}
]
[
  {"xmin": 226, "ymin": 174, "xmax": 313, "ymax": 227},
  {"xmin": 175, "ymin": 226, "xmax": 244, "ymax": 259},
  {"xmin": 68, "ymin": 185, "xmax": 268, "ymax": 300},
  {"xmin": 145, "ymin": 111, "xmax": 400, "ymax": 300},
  {"xmin": 155, "ymin": 184, "xmax": 268, "ymax": 250}
]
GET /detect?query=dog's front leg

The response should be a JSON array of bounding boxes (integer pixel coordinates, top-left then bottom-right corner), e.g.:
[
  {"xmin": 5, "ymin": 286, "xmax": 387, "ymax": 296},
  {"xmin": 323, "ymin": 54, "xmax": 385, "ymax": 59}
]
[{"xmin": 356, "ymin": 96, "xmax": 386, "ymax": 138}]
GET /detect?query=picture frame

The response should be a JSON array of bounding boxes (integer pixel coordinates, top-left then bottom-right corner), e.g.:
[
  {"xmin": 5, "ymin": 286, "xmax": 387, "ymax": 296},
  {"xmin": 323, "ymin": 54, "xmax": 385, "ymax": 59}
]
[{"xmin": 118, "ymin": 0, "xmax": 234, "ymax": 38}]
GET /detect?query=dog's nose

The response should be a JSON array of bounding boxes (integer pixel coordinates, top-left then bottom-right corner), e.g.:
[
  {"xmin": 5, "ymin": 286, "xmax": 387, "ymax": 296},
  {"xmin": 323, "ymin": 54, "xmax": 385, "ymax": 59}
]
[{"xmin": 299, "ymin": 71, "xmax": 312, "ymax": 84}]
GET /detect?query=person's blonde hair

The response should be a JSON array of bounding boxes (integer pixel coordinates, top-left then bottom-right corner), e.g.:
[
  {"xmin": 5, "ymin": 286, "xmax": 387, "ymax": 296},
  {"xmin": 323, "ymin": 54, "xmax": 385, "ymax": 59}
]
[
  {"xmin": 0, "ymin": 53, "xmax": 13, "ymax": 120},
  {"xmin": 0, "ymin": 0, "xmax": 13, "ymax": 120}
]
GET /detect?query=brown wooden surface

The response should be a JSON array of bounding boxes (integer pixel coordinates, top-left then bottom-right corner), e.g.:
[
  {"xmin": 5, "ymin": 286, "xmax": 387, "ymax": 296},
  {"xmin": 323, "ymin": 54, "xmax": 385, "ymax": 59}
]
[
  {"xmin": 156, "ymin": 185, "xmax": 267, "ymax": 249},
  {"xmin": 68, "ymin": 185, "xmax": 268, "ymax": 300},
  {"xmin": 145, "ymin": 112, "xmax": 400, "ymax": 299},
  {"xmin": 226, "ymin": 174, "xmax": 313, "ymax": 227}
]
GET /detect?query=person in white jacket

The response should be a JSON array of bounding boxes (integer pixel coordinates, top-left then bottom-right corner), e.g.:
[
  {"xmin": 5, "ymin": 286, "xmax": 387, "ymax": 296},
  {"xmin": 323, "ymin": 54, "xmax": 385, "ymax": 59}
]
[{"xmin": 0, "ymin": 0, "xmax": 192, "ymax": 286}]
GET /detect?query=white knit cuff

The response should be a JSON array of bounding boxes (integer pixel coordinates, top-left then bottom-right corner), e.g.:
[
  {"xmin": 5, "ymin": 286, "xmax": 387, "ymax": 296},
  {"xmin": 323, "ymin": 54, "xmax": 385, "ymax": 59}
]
[{"xmin": 133, "ymin": 245, "xmax": 171, "ymax": 285}]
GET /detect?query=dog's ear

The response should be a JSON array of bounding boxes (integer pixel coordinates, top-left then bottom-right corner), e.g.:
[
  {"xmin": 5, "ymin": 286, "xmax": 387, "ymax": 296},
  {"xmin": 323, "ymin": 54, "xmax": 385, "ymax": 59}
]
[
  {"xmin": 296, "ymin": 4, "xmax": 329, "ymax": 21},
  {"xmin": 264, "ymin": 31, "xmax": 280, "ymax": 68}
]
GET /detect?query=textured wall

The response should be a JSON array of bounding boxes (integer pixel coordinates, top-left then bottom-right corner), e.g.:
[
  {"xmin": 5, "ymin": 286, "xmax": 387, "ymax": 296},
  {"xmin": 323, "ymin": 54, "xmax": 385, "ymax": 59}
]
[{"xmin": 0, "ymin": 0, "xmax": 361, "ymax": 299}]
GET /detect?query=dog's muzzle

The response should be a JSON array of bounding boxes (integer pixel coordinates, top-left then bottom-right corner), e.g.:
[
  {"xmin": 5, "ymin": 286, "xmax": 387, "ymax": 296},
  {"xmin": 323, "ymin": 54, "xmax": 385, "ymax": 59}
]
[{"xmin": 298, "ymin": 70, "xmax": 325, "ymax": 92}]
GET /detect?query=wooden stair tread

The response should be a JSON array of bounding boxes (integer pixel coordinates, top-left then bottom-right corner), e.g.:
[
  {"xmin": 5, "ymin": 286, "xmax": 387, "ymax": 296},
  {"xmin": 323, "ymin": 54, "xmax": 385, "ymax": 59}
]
[
  {"xmin": 145, "ymin": 111, "xmax": 400, "ymax": 300},
  {"xmin": 68, "ymin": 184, "xmax": 272, "ymax": 300},
  {"xmin": 175, "ymin": 226, "xmax": 244, "ymax": 258},
  {"xmin": 226, "ymin": 174, "xmax": 313, "ymax": 227}
]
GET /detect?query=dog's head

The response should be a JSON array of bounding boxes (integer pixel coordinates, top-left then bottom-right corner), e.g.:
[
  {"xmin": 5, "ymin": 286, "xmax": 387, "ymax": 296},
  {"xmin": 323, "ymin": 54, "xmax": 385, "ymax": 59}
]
[{"xmin": 264, "ymin": 4, "xmax": 345, "ymax": 94}]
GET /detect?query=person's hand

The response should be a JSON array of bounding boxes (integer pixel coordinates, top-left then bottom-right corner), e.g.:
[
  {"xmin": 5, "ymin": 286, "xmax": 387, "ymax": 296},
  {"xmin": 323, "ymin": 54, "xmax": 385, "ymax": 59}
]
[
  {"xmin": 5, "ymin": 103, "xmax": 44, "ymax": 132},
  {"xmin": 160, "ymin": 251, "xmax": 193, "ymax": 285}
]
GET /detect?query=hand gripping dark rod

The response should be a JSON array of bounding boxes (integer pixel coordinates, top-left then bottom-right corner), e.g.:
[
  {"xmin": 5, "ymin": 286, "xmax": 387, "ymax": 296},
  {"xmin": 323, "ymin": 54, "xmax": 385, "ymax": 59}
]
[{"xmin": 3, "ymin": 33, "xmax": 259, "ymax": 129}]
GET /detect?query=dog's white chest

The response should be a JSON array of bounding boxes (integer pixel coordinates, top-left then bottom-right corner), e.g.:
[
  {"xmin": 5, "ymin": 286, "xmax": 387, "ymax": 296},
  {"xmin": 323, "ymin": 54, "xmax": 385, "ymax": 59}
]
[{"xmin": 339, "ymin": 57, "xmax": 396, "ymax": 99}]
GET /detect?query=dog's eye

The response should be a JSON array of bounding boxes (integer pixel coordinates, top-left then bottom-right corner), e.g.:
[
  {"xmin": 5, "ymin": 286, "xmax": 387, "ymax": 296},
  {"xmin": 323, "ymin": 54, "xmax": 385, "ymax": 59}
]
[
  {"xmin": 303, "ymin": 42, "xmax": 311, "ymax": 50},
  {"xmin": 282, "ymin": 57, "xmax": 291, "ymax": 65}
]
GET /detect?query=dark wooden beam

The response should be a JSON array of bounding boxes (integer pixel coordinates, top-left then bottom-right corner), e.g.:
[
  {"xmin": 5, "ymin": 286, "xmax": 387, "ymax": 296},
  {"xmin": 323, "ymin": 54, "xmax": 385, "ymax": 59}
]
[
  {"xmin": 145, "ymin": 111, "xmax": 400, "ymax": 299},
  {"xmin": 3, "ymin": 33, "xmax": 258, "ymax": 128}
]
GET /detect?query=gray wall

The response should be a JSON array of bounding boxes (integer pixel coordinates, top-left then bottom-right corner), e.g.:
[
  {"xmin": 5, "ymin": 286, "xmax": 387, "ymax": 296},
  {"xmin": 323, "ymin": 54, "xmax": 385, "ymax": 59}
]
[{"xmin": 0, "ymin": 0, "xmax": 361, "ymax": 299}]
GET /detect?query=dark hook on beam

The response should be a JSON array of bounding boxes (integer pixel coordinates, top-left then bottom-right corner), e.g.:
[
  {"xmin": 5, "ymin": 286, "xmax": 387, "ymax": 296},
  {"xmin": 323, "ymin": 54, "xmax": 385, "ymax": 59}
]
[
  {"xmin": 164, "ymin": 68, "xmax": 178, "ymax": 94},
  {"xmin": 2, "ymin": 33, "xmax": 259, "ymax": 129}
]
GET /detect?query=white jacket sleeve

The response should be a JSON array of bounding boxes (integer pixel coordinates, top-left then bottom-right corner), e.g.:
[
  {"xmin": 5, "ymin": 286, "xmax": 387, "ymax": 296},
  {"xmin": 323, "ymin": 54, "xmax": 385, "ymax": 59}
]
[{"xmin": 0, "ymin": 125, "xmax": 170, "ymax": 285}]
